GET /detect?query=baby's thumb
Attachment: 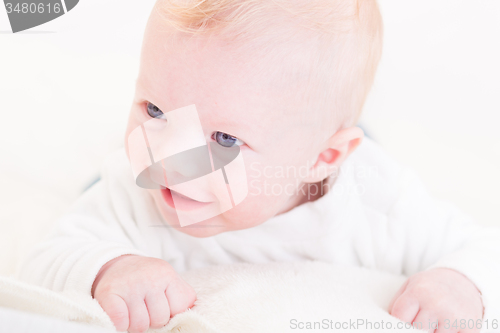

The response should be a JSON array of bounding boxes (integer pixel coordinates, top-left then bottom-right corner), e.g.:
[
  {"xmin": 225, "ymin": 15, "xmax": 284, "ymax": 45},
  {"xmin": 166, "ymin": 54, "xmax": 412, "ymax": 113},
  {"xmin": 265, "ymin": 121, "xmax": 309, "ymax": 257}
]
[
  {"xmin": 165, "ymin": 278, "xmax": 197, "ymax": 316},
  {"xmin": 388, "ymin": 278, "xmax": 409, "ymax": 313},
  {"xmin": 98, "ymin": 293, "xmax": 130, "ymax": 332}
]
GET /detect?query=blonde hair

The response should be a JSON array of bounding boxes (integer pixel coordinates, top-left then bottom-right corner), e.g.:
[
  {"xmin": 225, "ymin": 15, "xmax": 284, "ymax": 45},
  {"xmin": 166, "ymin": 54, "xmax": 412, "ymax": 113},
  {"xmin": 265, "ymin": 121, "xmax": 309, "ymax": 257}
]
[{"xmin": 154, "ymin": 0, "xmax": 383, "ymax": 132}]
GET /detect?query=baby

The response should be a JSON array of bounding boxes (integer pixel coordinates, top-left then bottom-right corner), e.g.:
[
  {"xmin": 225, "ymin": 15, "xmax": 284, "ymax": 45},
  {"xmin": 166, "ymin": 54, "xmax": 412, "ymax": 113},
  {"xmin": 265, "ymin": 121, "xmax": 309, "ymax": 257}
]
[{"xmin": 18, "ymin": 0, "xmax": 500, "ymax": 332}]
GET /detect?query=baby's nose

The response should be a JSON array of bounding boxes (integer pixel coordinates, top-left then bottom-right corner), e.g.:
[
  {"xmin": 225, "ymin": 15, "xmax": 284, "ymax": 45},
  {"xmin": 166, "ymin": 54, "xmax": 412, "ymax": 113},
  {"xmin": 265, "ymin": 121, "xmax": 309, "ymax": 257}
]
[{"xmin": 162, "ymin": 145, "xmax": 213, "ymax": 187}]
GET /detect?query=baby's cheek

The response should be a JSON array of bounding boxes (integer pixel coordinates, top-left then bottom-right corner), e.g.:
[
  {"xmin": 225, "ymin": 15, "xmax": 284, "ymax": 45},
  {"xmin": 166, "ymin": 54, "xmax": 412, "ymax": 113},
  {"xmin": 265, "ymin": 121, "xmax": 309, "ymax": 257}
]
[{"xmin": 221, "ymin": 180, "xmax": 289, "ymax": 228}]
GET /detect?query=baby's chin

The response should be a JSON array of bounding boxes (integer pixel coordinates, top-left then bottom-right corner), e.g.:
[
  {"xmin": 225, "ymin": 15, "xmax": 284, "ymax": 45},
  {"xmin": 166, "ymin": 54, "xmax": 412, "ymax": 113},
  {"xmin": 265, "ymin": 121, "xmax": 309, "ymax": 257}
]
[
  {"xmin": 164, "ymin": 215, "xmax": 230, "ymax": 238},
  {"xmin": 148, "ymin": 190, "xmax": 232, "ymax": 237}
]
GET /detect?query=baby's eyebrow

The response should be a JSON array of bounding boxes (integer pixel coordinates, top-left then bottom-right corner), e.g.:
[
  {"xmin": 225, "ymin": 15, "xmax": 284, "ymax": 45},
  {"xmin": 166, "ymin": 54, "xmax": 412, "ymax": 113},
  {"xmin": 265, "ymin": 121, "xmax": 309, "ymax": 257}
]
[{"xmin": 206, "ymin": 115, "xmax": 255, "ymax": 137}]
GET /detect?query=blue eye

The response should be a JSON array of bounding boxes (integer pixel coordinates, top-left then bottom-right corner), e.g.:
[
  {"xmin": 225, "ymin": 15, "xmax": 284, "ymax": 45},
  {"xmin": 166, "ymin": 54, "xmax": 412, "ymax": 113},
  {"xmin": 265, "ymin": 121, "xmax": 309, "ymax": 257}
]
[
  {"xmin": 213, "ymin": 131, "xmax": 245, "ymax": 148},
  {"xmin": 147, "ymin": 102, "xmax": 164, "ymax": 118}
]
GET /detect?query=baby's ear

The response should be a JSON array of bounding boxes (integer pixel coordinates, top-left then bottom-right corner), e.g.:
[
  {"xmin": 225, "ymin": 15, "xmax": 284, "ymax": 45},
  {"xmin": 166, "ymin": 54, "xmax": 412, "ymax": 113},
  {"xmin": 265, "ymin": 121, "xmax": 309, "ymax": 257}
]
[{"xmin": 303, "ymin": 127, "xmax": 364, "ymax": 183}]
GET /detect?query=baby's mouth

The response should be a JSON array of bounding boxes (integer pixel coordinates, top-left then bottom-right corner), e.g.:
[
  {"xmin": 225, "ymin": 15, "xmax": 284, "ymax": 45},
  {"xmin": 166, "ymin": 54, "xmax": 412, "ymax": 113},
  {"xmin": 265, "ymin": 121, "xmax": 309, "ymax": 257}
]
[{"xmin": 161, "ymin": 187, "xmax": 213, "ymax": 211}]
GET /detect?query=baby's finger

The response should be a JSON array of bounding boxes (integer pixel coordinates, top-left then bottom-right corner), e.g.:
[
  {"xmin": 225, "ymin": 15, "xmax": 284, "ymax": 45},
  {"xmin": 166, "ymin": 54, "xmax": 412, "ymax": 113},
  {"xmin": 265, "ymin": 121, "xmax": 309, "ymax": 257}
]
[
  {"xmin": 145, "ymin": 290, "xmax": 171, "ymax": 328},
  {"xmin": 99, "ymin": 293, "xmax": 129, "ymax": 332},
  {"xmin": 165, "ymin": 278, "xmax": 197, "ymax": 316},
  {"xmin": 412, "ymin": 309, "xmax": 438, "ymax": 332},
  {"xmin": 390, "ymin": 294, "xmax": 419, "ymax": 324},
  {"xmin": 127, "ymin": 297, "xmax": 150, "ymax": 333},
  {"xmin": 389, "ymin": 279, "xmax": 410, "ymax": 313}
]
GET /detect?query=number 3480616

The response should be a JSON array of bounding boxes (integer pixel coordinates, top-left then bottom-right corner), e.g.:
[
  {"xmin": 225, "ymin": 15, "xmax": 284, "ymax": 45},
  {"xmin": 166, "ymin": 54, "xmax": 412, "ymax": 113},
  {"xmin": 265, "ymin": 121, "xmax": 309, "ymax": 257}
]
[{"xmin": 5, "ymin": 3, "xmax": 61, "ymax": 14}]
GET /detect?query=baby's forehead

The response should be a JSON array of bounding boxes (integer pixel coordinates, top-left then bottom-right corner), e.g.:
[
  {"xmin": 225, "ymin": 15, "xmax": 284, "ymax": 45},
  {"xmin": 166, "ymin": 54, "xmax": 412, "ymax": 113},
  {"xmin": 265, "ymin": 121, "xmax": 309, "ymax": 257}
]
[
  {"xmin": 139, "ymin": 12, "xmax": 337, "ymax": 138},
  {"xmin": 143, "ymin": 24, "xmax": 325, "ymax": 97},
  {"xmin": 143, "ymin": 28, "xmax": 299, "ymax": 93}
]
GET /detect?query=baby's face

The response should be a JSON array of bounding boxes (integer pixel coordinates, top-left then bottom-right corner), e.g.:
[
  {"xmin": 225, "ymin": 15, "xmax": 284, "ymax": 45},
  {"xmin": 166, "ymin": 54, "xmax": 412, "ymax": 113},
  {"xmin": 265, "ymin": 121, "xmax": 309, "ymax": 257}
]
[{"xmin": 125, "ymin": 13, "xmax": 330, "ymax": 237}]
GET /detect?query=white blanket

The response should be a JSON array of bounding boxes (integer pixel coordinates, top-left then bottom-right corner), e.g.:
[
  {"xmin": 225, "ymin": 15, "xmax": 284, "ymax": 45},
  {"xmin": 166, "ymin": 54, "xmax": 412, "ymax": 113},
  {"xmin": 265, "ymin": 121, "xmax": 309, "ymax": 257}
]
[{"xmin": 0, "ymin": 261, "xmax": 424, "ymax": 333}]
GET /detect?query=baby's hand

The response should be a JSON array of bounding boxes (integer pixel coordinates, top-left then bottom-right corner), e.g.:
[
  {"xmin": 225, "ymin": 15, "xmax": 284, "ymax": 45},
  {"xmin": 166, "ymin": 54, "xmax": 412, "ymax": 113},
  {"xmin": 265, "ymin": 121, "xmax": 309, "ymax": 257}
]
[
  {"xmin": 389, "ymin": 268, "xmax": 483, "ymax": 332},
  {"xmin": 92, "ymin": 255, "xmax": 196, "ymax": 333}
]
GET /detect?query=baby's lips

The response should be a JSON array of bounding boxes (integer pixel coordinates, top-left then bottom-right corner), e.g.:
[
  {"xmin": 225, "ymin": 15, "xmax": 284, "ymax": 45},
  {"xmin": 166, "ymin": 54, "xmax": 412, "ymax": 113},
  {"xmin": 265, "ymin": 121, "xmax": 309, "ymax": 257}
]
[
  {"xmin": 5, "ymin": 0, "xmax": 80, "ymax": 33},
  {"xmin": 169, "ymin": 186, "xmax": 216, "ymax": 203}
]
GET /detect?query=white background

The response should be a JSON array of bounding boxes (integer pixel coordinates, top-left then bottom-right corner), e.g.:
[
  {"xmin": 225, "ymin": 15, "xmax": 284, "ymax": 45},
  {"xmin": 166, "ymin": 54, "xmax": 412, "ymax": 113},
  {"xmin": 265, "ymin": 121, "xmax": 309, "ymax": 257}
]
[{"xmin": 0, "ymin": 0, "xmax": 499, "ymax": 234}]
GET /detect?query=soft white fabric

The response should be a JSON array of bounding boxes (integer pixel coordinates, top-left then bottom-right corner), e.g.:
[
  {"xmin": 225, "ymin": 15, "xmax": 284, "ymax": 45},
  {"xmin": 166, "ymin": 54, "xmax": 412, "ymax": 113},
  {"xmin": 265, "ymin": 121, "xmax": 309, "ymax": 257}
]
[
  {"xmin": 15, "ymin": 137, "xmax": 500, "ymax": 331},
  {"xmin": 0, "ymin": 275, "xmax": 115, "ymax": 333},
  {"xmin": 3, "ymin": 261, "xmax": 425, "ymax": 333},
  {"xmin": 0, "ymin": 171, "xmax": 69, "ymax": 277},
  {"xmin": 0, "ymin": 307, "xmax": 113, "ymax": 333}
]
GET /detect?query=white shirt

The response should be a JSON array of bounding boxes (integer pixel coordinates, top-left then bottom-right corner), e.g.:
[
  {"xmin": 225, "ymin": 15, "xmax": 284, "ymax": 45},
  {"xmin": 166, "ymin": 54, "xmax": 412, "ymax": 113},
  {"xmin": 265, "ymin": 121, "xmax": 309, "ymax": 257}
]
[{"xmin": 16, "ymin": 137, "xmax": 500, "ymax": 326}]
